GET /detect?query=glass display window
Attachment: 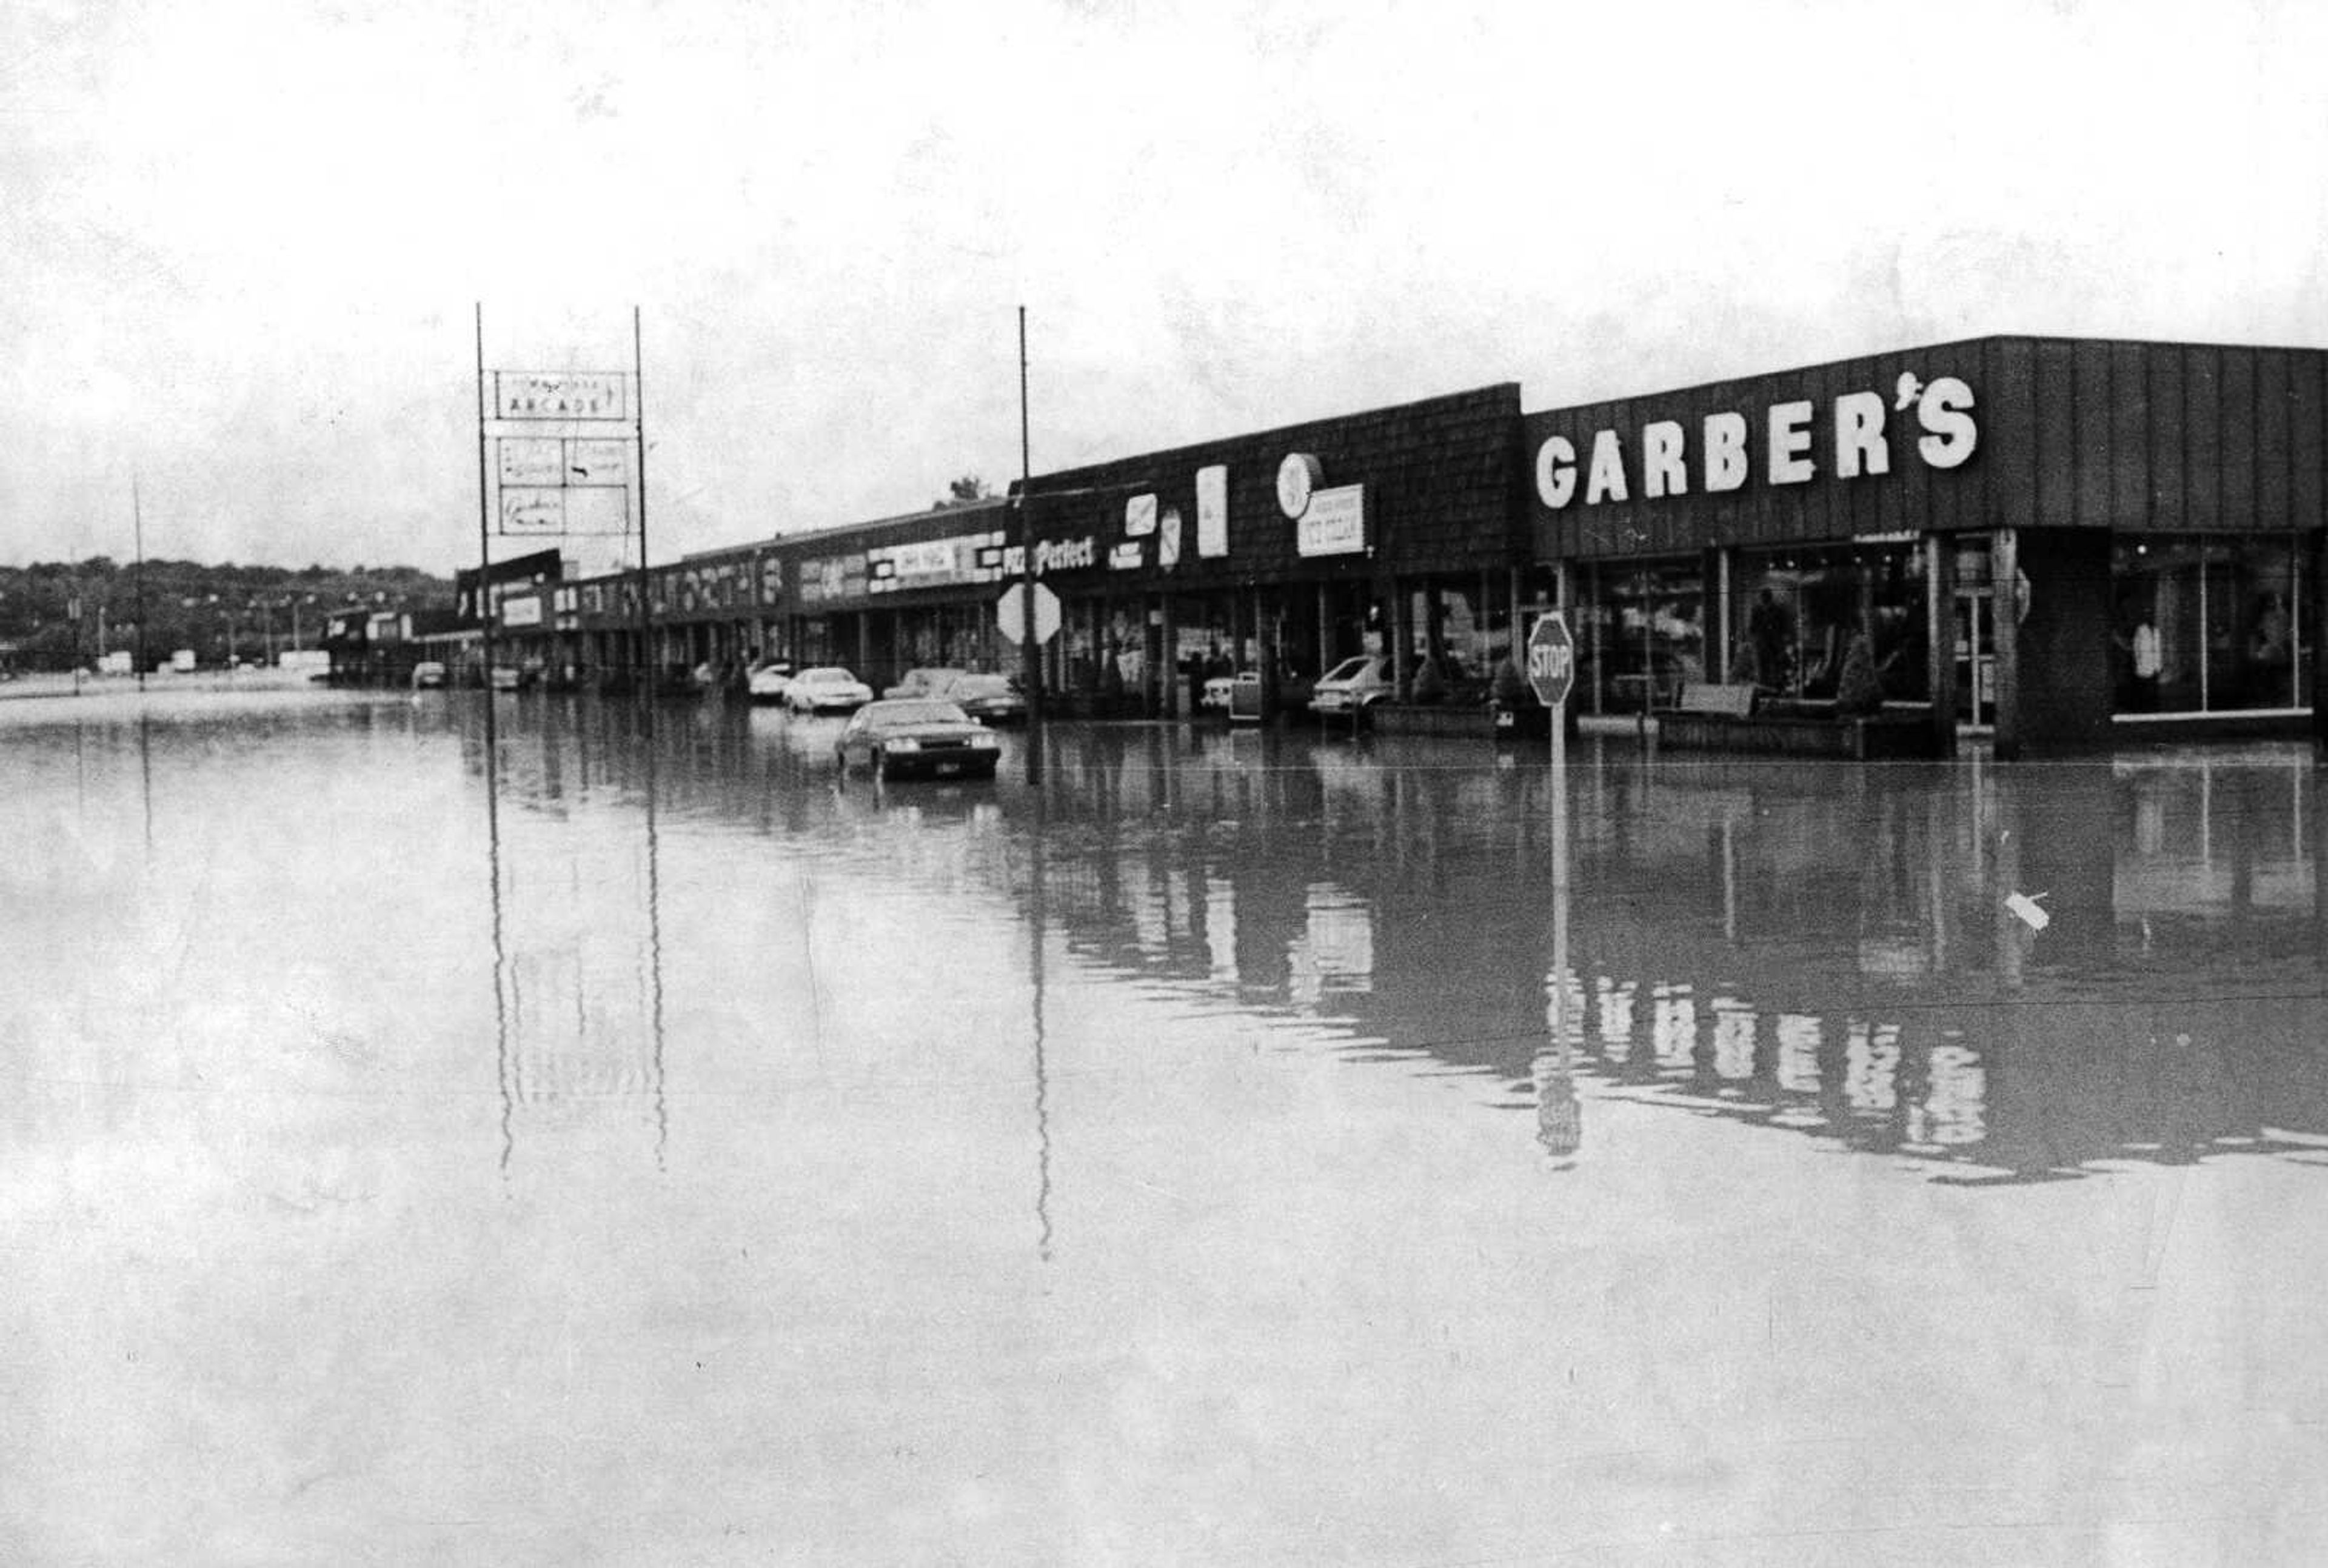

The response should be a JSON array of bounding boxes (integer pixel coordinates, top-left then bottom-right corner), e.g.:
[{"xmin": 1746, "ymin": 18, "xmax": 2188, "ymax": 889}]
[{"xmin": 2112, "ymin": 534, "xmax": 2309, "ymax": 715}]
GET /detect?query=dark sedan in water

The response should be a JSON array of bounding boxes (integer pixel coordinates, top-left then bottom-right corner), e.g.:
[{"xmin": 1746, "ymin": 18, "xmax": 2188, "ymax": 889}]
[
  {"xmin": 834, "ymin": 699, "xmax": 1004, "ymax": 781},
  {"xmin": 946, "ymin": 673, "xmax": 1026, "ymax": 725}
]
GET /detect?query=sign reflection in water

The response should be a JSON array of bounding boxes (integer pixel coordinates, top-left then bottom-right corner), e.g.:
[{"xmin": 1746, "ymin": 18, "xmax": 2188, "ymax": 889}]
[{"xmin": 472, "ymin": 699, "xmax": 669, "ymax": 1169}]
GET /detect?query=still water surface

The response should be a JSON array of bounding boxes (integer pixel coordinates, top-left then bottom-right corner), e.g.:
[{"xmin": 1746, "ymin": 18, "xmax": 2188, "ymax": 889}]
[{"xmin": 5, "ymin": 687, "xmax": 2327, "ymax": 1563}]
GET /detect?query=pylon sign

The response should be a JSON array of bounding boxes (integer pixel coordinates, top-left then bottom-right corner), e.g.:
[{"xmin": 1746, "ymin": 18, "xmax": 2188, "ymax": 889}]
[{"xmin": 1528, "ymin": 611, "xmax": 1576, "ymax": 708}]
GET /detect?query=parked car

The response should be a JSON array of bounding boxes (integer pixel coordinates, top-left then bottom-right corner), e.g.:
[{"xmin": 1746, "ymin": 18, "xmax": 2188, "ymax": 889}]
[
  {"xmin": 834, "ymin": 699, "xmax": 1003, "ymax": 781},
  {"xmin": 746, "ymin": 661, "xmax": 796, "ymax": 703},
  {"xmin": 883, "ymin": 667, "xmax": 969, "ymax": 701},
  {"xmin": 947, "ymin": 673, "xmax": 1026, "ymax": 725},
  {"xmin": 784, "ymin": 666, "xmax": 875, "ymax": 714},
  {"xmin": 1309, "ymin": 655, "xmax": 1392, "ymax": 719},
  {"xmin": 411, "ymin": 661, "xmax": 448, "ymax": 690},
  {"xmin": 1200, "ymin": 671, "xmax": 1248, "ymax": 711}
]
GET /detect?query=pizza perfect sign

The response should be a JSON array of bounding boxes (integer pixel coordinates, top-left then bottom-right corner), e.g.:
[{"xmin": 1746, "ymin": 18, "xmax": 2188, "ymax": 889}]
[{"xmin": 1531, "ymin": 372, "xmax": 1978, "ymax": 514}]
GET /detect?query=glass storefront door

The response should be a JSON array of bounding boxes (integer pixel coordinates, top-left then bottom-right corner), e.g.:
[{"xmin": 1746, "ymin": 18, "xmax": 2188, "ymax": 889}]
[{"xmin": 1953, "ymin": 588, "xmax": 1995, "ymax": 729}]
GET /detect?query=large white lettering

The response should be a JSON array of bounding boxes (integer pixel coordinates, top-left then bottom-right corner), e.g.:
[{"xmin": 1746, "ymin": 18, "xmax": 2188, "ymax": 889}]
[
  {"xmin": 1833, "ymin": 390, "xmax": 1889, "ymax": 479},
  {"xmin": 1534, "ymin": 373, "xmax": 1979, "ymax": 509},
  {"xmin": 1767, "ymin": 401, "xmax": 1816, "ymax": 485},
  {"xmin": 1536, "ymin": 434, "xmax": 1577, "ymax": 509},
  {"xmin": 1642, "ymin": 420, "xmax": 1687, "ymax": 498},
  {"xmin": 1585, "ymin": 430, "xmax": 1628, "ymax": 504},
  {"xmin": 1703, "ymin": 411, "xmax": 1748, "ymax": 493},
  {"xmin": 1916, "ymin": 376, "xmax": 1978, "ymax": 469}
]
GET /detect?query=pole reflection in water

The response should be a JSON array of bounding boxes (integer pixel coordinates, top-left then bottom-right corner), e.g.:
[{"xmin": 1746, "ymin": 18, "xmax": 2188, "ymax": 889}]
[
  {"xmin": 1031, "ymin": 767, "xmax": 1053, "ymax": 1261},
  {"xmin": 644, "ymin": 712, "xmax": 669, "ymax": 1172},
  {"xmin": 1536, "ymin": 704, "xmax": 1580, "ymax": 1164},
  {"xmin": 486, "ymin": 712, "xmax": 514, "ymax": 1175},
  {"xmin": 474, "ymin": 695, "xmax": 671, "ymax": 1171}
]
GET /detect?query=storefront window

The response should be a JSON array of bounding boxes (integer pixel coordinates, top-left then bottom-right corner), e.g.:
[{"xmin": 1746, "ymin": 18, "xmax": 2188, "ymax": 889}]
[
  {"xmin": 2112, "ymin": 535, "xmax": 2309, "ymax": 715},
  {"xmin": 1587, "ymin": 561, "xmax": 1704, "ymax": 712},
  {"xmin": 1730, "ymin": 546, "xmax": 1925, "ymax": 704}
]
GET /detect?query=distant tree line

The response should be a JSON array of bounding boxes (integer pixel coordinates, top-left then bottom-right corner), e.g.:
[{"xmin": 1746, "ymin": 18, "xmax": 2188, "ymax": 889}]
[{"xmin": 0, "ymin": 558, "xmax": 453, "ymax": 672}]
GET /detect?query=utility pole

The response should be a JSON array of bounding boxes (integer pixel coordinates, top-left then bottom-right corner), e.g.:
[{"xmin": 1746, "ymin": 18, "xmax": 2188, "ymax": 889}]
[
  {"xmin": 1018, "ymin": 305, "xmax": 1043, "ymax": 786},
  {"xmin": 133, "ymin": 479, "xmax": 147, "ymax": 691},
  {"xmin": 475, "ymin": 302, "xmax": 495, "ymax": 707},
  {"xmin": 634, "ymin": 304, "xmax": 652, "ymax": 707}
]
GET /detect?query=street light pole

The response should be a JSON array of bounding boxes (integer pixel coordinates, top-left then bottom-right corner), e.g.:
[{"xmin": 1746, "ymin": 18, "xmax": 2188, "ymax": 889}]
[{"xmin": 1017, "ymin": 305, "xmax": 1044, "ymax": 786}]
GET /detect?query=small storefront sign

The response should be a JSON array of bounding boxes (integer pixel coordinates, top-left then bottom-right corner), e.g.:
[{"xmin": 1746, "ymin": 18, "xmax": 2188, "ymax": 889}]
[
  {"xmin": 1296, "ymin": 484, "xmax": 1365, "ymax": 557},
  {"xmin": 1196, "ymin": 465, "xmax": 1229, "ymax": 558}
]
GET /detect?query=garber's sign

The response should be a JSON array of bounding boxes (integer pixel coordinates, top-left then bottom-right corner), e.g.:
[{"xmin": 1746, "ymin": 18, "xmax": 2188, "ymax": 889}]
[{"xmin": 1535, "ymin": 373, "xmax": 1977, "ymax": 510}]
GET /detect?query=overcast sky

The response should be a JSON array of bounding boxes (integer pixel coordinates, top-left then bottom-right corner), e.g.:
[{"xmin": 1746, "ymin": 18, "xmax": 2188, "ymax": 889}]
[{"xmin": 6, "ymin": 0, "xmax": 2325, "ymax": 573}]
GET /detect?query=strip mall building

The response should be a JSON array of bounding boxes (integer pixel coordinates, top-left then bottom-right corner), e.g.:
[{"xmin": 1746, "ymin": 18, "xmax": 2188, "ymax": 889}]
[{"xmin": 478, "ymin": 335, "xmax": 2326, "ymax": 757}]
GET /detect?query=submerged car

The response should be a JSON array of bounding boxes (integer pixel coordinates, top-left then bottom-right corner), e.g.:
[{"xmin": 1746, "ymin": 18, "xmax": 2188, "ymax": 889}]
[
  {"xmin": 834, "ymin": 699, "xmax": 1003, "ymax": 781},
  {"xmin": 746, "ymin": 661, "xmax": 796, "ymax": 702},
  {"xmin": 946, "ymin": 673, "xmax": 1026, "ymax": 725},
  {"xmin": 411, "ymin": 661, "xmax": 448, "ymax": 690},
  {"xmin": 784, "ymin": 666, "xmax": 874, "ymax": 714},
  {"xmin": 882, "ymin": 667, "xmax": 968, "ymax": 701},
  {"xmin": 1308, "ymin": 655, "xmax": 1392, "ymax": 719}
]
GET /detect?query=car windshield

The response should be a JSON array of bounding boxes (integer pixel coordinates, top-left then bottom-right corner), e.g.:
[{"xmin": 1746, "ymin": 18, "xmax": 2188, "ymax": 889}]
[
  {"xmin": 798, "ymin": 667, "xmax": 856, "ymax": 684},
  {"xmin": 1321, "ymin": 657, "xmax": 1375, "ymax": 682},
  {"xmin": 866, "ymin": 701, "xmax": 968, "ymax": 727}
]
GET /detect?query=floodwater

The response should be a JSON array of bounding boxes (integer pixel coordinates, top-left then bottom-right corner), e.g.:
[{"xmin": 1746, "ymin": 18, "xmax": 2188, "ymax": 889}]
[{"xmin": 5, "ymin": 684, "xmax": 2327, "ymax": 1565}]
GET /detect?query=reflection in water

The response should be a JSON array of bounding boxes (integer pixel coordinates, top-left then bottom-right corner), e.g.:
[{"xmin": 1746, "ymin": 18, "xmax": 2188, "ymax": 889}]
[
  {"xmin": 1010, "ymin": 730, "xmax": 2327, "ymax": 1185},
  {"xmin": 470, "ymin": 698, "xmax": 671, "ymax": 1170},
  {"xmin": 440, "ymin": 701, "xmax": 2328, "ymax": 1187}
]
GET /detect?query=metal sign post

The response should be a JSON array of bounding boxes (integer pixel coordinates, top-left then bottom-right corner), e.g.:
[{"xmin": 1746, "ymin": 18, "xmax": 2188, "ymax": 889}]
[{"xmin": 1530, "ymin": 610, "xmax": 1577, "ymax": 1158}]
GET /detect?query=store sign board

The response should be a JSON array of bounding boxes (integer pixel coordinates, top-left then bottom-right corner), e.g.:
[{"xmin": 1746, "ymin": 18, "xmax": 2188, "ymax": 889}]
[
  {"xmin": 867, "ymin": 532, "xmax": 1006, "ymax": 592},
  {"xmin": 798, "ymin": 553, "xmax": 868, "ymax": 605},
  {"xmin": 1125, "ymin": 493, "xmax": 1156, "ymax": 537},
  {"xmin": 1533, "ymin": 372, "xmax": 1979, "ymax": 511},
  {"xmin": 1196, "ymin": 465, "xmax": 1228, "ymax": 558},
  {"xmin": 1296, "ymin": 484, "xmax": 1365, "ymax": 557},
  {"xmin": 998, "ymin": 535, "xmax": 1099, "ymax": 577},
  {"xmin": 566, "ymin": 439, "xmax": 632, "ymax": 487},
  {"xmin": 502, "ymin": 594, "xmax": 544, "ymax": 629},
  {"xmin": 500, "ymin": 489, "xmax": 566, "ymax": 535},
  {"xmin": 493, "ymin": 371, "xmax": 629, "ymax": 421}
]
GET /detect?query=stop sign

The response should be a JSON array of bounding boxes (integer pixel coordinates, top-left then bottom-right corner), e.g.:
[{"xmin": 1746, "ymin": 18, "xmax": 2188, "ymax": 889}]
[{"xmin": 1527, "ymin": 612, "xmax": 1575, "ymax": 708}]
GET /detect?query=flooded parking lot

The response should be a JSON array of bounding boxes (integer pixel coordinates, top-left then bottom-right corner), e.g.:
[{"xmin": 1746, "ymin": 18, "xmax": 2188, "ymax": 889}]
[{"xmin": 6, "ymin": 686, "xmax": 2327, "ymax": 1564}]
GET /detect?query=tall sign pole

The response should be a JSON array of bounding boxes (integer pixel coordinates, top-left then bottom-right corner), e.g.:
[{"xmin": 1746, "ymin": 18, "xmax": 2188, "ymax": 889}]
[
  {"xmin": 1018, "ymin": 305, "xmax": 1043, "ymax": 786},
  {"xmin": 633, "ymin": 305, "xmax": 652, "ymax": 706},
  {"xmin": 474, "ymin": 302, "xmax": 495, "ymax": 716},
  {"xmin": 132, "ymin": 477, "xmax": 147, "ymax": 692},
  {"xmin": 1528, "ymin": 609, "xmax": 1578, "ymax": 1157}
]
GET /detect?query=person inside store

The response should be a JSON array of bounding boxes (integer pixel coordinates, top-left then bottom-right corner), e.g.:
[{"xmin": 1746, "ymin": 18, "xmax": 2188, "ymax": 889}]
[
  {"xmin": 2117, "ymin": 606, "xmax": 2162, "ymax": 710},
  {"xmin": 1180, "ymin": 644, "xmax": 1208, "ymax": 715},
  {"xmin": 1747, "ymin": 589, "xmax": 1792, "ymax": 693},
  {"xmin": 2247, "ymin": 591, "xmax": 2293, "ymax": 702}
]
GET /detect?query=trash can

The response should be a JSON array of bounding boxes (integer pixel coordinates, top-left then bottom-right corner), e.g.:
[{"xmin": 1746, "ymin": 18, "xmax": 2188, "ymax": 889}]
[{"xmin": 1229, "ymin": 670, "xmax": 1265, "ymax": 724}]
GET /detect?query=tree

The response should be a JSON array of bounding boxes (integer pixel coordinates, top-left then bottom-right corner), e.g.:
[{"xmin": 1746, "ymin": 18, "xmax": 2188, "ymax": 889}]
[{"xmin": 939, "ymin": 474, "xmax": 989, "ymax": 507}]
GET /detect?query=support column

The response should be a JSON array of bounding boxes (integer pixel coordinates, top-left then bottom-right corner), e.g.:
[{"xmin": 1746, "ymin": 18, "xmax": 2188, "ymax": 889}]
[
  {"xmin": 1161, "ymin": 593, "xmax": 1179, "ymax": 718},
  {"xmin": 1715, "ymin": 547, "xmax": 1733, "ymax": 683},
  {"xmin": 1993, "ymin": 527, "xmax": 2021, "ymax": 761},
  {"xmin": 2314, "ymin": 530, "xmax": 2328, "ymax": 756},
  {"xmin": 1508, "ymin": 565, "xmax": 1525, "ymax": 675},
  {"xmin": 1927, "ymin": 534, "xmax": 1958, "ymax": 758},
  {"xmin": 1390, "ymin": 578, "xmax": 1411, "ymax": 698}
]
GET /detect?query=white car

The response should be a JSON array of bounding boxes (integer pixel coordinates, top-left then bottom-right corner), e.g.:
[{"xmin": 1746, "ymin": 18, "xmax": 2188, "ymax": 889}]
[
  {"xmin": 784, "ymin": 666, "xmax": 874, "ymax": 714},
  {"xmin": 1308, "ymin": 655, "xmax": 1392, "ymax": 717},
  {"xmin": 746, "ymin": 661, "xmax": 796, "ymax": 703}
]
